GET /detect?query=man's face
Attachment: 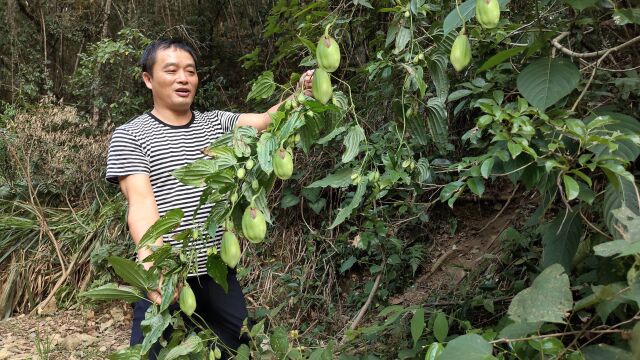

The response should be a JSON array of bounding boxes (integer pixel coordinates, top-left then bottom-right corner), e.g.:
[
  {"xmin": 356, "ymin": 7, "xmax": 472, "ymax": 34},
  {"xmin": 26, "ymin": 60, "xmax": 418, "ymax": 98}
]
[{"xmin": 142, "ymin": 47, "xmax": 198, "ymax": 112}]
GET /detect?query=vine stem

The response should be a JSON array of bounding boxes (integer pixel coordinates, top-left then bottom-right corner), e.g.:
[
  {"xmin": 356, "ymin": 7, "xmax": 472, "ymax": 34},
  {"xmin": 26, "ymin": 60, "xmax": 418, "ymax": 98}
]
[{"xmin": 569, "ymin": 35, "xmax": 640, "ymax": 112}]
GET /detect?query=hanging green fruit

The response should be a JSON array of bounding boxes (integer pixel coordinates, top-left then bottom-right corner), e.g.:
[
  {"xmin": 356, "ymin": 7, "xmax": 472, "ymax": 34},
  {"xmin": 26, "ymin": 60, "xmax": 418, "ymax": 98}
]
[
  {"xmin": 179, "ymin": 285, "xmax": 196, "ymax": 316},
  {"xmin": 450, "ymin": 31, "xmax": 472, "ymax": 72},
  {"xmin": 242, "ymin": 206, "xmax": 266, "ymax": 244},
  {"xmin": 316, "ymin": 31, "xmax": 341, "ymax": 72},
  {"xmin": 220, "ymin": 231, "xmax": 241, "ymax": 269},
  {"xmin": 476, "ymin": 0, "xmax": 500, "ymax": 29},
  {"xmin": 312, "ymin": 68, "xmax": 333, "ymax": 104},
  {"xmin": 272, "ymin": 147, "xmax": 294, "ymax": 180}
]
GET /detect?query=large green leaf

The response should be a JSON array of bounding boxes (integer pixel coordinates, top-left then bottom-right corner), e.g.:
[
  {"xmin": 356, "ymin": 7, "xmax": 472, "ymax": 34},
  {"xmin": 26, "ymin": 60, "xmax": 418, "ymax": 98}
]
[
  {"xmin": 140, "ymin": 312, "xmax": 171, "ymax": 355},
  {"xmin": 162, "ymin": 335, "xmax": 204, "ymax": 360},
  {"xmin": 593, "ymin": 207, "xmax": 640, "ymax": 257},
  {"xmin": 207, "ymin": 253, "xmax": 229, "ymax": 293},
  {"xmin": 442, "ymin": 0, "xmax": 509, "ymax": 35},
  {"xmin": 107, "ymin": 256, "xmax": 157, "ymax": 291},
  {"xmin": 540, "ymin": 208, "xmax": 583, "ymax": 271},
  {"xmin": 328, "ymin": 178, "xmax": 368, "ymax": 229},
  {"xmin": 406, "ymin": 112, "xmax": 429, "ymax": 145},
  {"xmin": 508, "ymin": 264, "xmax": 573, "ymax": 324},
  {"xmin": 425, "ymin": 97, "xmax": 449, "ymax": 153},
  {"xmin": 432, "ymin": 311, "xmax": 448, "ymax": 343},
  {"xmin": 257, "ymin": 132, "xmax": 278, "ymax": 174},
  {"xmin": 307, "ymin": 168, "xmax": 354, "ymax": 188},
  {"xmin": 516, "ymin": 57, "xmax": 580, "ymax": 111},
  {"xmin": 478, "ymin": 46, "xmax": 527, "ymax": 72},
  {"xmin": 582, "ymin": 344, "xmax": 633, "ymax": 360},
  {"xmin": 603, "ymin": 179, "xmax": 640, "ymax": 237},
  {"xmin": 426, "ymin": 52, "xmax": 450, "ymax": 101},
  {"xmin": 587, "ymin": 112, "xmax": 640, "ymax": 162},
  {"xmin": 342, "ymin": 125, "xmax": 366, "ymax": 163},
  {"xmin": 172, "ymin": 159, "xmax": 217, "ymax": 187},
  {"xmin": 270, "ymin": 327, "xmax": 290, "ymax": 359},
  {"xmin": 439, "ymin": 334, "xmax": 494, "ymax": 360},
  {"xmin": 138, "ymin": 209, "xmax": 184, "ymax": 249},
  {"xmin": 81, "ymin": 284, "xmax": 144, "ymax": 303},
  {"xmin": 247, "ymin": 71, "xmax": 276, "ymax": 101},
  {"xmin": 410, "ymin": 308, "xmax": 425, "ymax": 346},
  {"xmin": 108, "ymin": 345, "xmax": 142, "ymax": 360},
  {"xmin": 564, "ymin": 0, "xmax": 598, "ymax": 11}
]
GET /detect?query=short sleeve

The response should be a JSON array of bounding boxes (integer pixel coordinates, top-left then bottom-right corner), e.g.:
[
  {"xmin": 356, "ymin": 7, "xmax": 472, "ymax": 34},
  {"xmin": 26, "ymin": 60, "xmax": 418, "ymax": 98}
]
[
  {"xmin": 105, "ymin": 127, "xmax": 150, "ymax": 184},
  {"xmin": 214, "ymin": 110, "xmax": 240, "ymax": 133}
]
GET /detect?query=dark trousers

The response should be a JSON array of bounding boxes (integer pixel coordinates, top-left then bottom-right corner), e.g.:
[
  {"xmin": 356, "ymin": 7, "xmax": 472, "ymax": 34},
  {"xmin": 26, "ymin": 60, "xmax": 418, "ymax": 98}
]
[{"xmin": 130, "ymin": 271, "xmax": 249, "ymax": 360}]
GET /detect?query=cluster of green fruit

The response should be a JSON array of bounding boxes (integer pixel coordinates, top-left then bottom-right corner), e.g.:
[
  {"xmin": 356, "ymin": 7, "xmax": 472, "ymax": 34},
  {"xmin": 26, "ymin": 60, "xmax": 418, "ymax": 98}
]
[
  {"xmin": 449, "ymin": 0, "xmax": 501, "ymax": 72},
  {"xmin": 312, "ymin": 27, "xmax": 341, "ymax": 104}
]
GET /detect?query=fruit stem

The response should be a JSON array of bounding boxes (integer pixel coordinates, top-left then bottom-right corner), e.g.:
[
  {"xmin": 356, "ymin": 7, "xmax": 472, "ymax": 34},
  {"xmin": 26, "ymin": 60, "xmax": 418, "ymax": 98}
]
[{"xmin": 324, "ymin": 18, "xmax": 336, "ymax": 37}]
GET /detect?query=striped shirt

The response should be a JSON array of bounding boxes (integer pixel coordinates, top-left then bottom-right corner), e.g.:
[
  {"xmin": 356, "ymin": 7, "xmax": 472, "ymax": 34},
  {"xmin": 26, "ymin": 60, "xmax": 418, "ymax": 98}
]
[{"xmin": 106, "ymin": 110, "xmax": 239, "ymax": 276}]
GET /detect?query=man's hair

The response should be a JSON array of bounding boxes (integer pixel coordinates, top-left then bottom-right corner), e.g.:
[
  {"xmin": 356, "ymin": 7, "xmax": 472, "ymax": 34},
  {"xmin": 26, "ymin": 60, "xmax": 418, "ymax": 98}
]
[{"xmin": 139, "ymin": 39, "xmax": 198, "ymax": 75}]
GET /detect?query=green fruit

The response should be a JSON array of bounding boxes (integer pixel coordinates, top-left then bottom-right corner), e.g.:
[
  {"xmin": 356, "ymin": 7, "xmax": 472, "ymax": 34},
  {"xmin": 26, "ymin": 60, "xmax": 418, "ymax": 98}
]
[
  {"xmin": 404, "ymin": 10, "xmax": 410, "ymax": 18},
  {"xmin": 418, "ymin": 53, "xmax": 425, "ymax": 61},
  {"xmin": 316, "ymin": 34, "xmax": 341, "ymax": 72},
  {"xmin": 272, "ymin": 147, "xmax": 294, "ymax": 180},
  {"xmin": 230, "ymin": 192, "xmax": 238, "ymax": 203},
  {"xmin": 236, "ymin": 168, "xmax": 246, "ymax": 179},
  {"xmin": 251, "ymin": 179, "xmax": 260, "ymax": 190},
  {"xmin": 245, "ymin": 159, "xmax": 255, "ymax": 170},
  {"xmin": 214, "ymin": 347, "xmax": 222, "ymax": 359},
  {"xmin": 179, "ymin": 285, "xmax": 196, "ymax": 316},
  {"xmin": 450, "ymin": 33, "xmax": 472, "ymax": 72},
  {"xmin": 242, "ymin": 206, "xmax": 267, "ymax": 243},
  {"xmin": 312, "ymin": 68, "xmax": 333, "ymax": 104},
  {"xmin": 476, "ymin": 0, "xmax": 500, "ymax": 29},
  {"xmin": 294, "ymin": 134, "xmax": 301, "ymax": 143},
  {"xmin": 297, "ymin": 93, "xmax": 306, "ymax": 104},
  {"xmin": 220, "ymin": 231, "xmax": 241, "ymax": 268}
]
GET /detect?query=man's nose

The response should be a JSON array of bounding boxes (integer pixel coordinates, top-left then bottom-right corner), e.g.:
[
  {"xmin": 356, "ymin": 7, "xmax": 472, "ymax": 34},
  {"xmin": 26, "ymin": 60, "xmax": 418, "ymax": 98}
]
[{"xmin": 176, "ymin": 71, "xmax": 188, "ymax": 83}]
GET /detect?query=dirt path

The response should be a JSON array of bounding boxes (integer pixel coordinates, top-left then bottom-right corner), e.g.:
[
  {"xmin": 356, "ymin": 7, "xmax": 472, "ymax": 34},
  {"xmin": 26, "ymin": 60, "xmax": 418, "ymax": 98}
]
[{"xmin": 0, "ymin": 302, "xmax": 131, "ymax": 359}]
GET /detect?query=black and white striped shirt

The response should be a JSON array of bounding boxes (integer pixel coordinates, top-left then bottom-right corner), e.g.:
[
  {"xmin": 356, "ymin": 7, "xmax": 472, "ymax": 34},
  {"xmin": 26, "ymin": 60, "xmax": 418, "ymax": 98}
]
[{"xmin": 106, "ymin": 110, "xmax": 239, "ymax": 276}]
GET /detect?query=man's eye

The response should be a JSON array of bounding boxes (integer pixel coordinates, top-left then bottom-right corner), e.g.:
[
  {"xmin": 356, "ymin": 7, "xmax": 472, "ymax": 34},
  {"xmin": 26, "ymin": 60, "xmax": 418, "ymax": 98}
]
[{"xmin": 166, "ymin": 70, "xmax": 176, "ymax": 73}]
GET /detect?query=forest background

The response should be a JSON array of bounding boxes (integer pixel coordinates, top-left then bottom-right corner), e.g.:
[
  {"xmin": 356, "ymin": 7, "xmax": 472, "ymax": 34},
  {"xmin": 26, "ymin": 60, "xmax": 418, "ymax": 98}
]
[{"xmin": 0, "ymin": 0, "xmax": 639, "ymax": 359}]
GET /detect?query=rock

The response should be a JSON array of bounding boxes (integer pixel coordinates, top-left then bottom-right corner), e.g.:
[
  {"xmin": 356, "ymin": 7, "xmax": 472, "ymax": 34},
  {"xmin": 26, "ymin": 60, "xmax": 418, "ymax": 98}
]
[
  {"xmin": 99, "ymin": 346, "xmax": 107, "ymax": 352},
  {"xmin": 99, "ymin": 319, "xmax": 114, "ymax": 332},
  {"xmin": 0, "ymin": 349, "xmax": 13, "ymax": 360},
  {"xmin": 85, "ymin": 310, "xmax": 95, "ymax": 320},
  {"xmin": 109, "ymin": 308, "xmax": 124, "ymax": 322},
  {"xmin": 61, "ymin": 333, "xmax": 97, "ymax": 351}
]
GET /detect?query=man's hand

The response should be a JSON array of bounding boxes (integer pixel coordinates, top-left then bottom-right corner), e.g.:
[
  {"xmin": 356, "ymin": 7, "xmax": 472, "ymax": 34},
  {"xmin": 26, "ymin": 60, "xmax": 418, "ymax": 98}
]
[
  {"xmin": 147, "ymin": 274, "xmax": 181, "ymax": 305},
  {"xmin": 298, "ymin": 69, "xmax": 314, "ymax": 97}
]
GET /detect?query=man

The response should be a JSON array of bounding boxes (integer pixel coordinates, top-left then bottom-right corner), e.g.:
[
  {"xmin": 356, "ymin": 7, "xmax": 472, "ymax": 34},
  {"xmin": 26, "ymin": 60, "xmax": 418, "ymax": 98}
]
[{"xmin": 105, "ymin": 39, "xmax": 313, "ymax": 359}]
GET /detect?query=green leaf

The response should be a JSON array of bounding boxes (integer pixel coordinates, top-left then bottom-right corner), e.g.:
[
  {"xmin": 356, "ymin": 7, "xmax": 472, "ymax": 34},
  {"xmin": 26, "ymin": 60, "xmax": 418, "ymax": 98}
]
[
  {"xmin": 498, "ymin": 321, "xmax": 541, "ymax": 339},
  {"xmin": 540, "ymin": 208, "xmax": 583, "ymax": 271},
  {"xmin": 340, "ymin": 256, "xmax": 357, "ymax": 273},
  {"xmin": 443, "ymin": 0, "xmax": 509, "ymax": 34},
  {"xmin": 603, "ymin": 179, "xmax": 639, "ymax": 237},
  {"xmin": 432, "ymin": 311, "xmax": 448, "ymax": 343},
  {"xmin": 278, "ymin": 111, "xmax": 306, "ymax": 142},
  {"xmin": 342, "ymin": 125, "xmax": 366, "ymax": 163},
  {"xmin": 138, "ymin": 209, "xmax": 184, "ymax": 249},
  {"xmin": 467, "ymin": 177, "xmax": 485, "ymax": 197},
  {"xmin": 427, "ymin": 52, "xmax": 450, "ymax": 101},
  {"xmin": 508, "ymin": 264, "xmax": 573, "ymax": 324},
  {"xmin": 81, "ymin": 284, "xmax": 144, "ymax": 303},
  {"xmin": 307, "ymin": 168, "xmax": 354, "ymax": 188},
  {"xmin": 329, "ymin": 179, "xmax": 369, "ymax": 229},
  {"xmin": 257, "ymin": 132, "xmax": 278, "ymax": 174},
  {"xmin": 564, "ymin": 0, "xmax": 598, "ymax": 11},
  {"xmin": 410, "ymin": 308, "xmax": 425, "ymax": 345},
  {"xmin": 613, "ymin": 9, "xmax": 640, "ymax": 25},
  {"xmin": 594, "ymin": 208, "xmax": 640, "ymax": 257},
  {"xmin": 232, "ymin": 126, "xmax": 258, "ymax": 158},
  {"xmin": 317, "ymin": 125, "xmax": 347, "ymax": 145},
  {"xmin": 159, "ymin": 274, "xmax": 177, "ymax": 313},
  {"xmin": 163, "ymin": 335, "xmax": 204, "ymax": 360},
  {"xmin": 140, "ymin": 312, "xmax": 171, "ymax": 355},
  {"xmin": 172, "ymin": 159, "xmax": 217, "ymax": 187},
  {"xmin": 478, "ymin": 46, "xmax": 527, "ymax": 72},
  {"xmin": 108, "ymin": 345, "xmax": 142, "ymax": 360},
  {"xmin": 587, "ymin": 112, "xmax": 640, "ymax": 162},
  {"xmin": 235, "ymin": 344, "xmax": 251, "ymax": 360},
  {"xmin": 582, "ymin": 344, "xmax": 633, "ymax": 360},
  {"xmin": 395, "ymin": 27, "xmax": 412, "ymax": 53},
  {"xmin": 206, "ymin": 254, "xmax": 229, "ymax": 293},
  {"xmin": 562, "ymin": 175, "xmax": 580, "ymax": 201},
  {"xmin": 247, "ymin": 71, "xmax": 276, "ymax": 102},
  {"xmin": 107, "ymin": 257, "xmax": 157, "ymax": 291},
  {"xmin": 439, "ymin": 334, "xmax": 494, "ymax": 360},
  {"xmin": 424, "ymin": 343, "xmax": 444, "ymax": 360},
  {"xmin": 481, "ymin": 158, "xmax": 494, "ymax": 179},
  {"xmin": 517, "ymin": 57, "xmax": 580, "ymax": 111},
  {"xmin": 406, "ymin": 112, "xmax": 429, "ymax": 146},
  {"xmin": 425, "ymin": 98, "xmax": 449, "ymax": 154},
  {"xmin": 202, "ymin": 145, "xmax": 237, "ymax": 169},
  {"xmin": 280, "ymin": 190, "xmax": 300, "ymax": 208},
  {"xmin": 270, "ymin": 327, "xmax": 290, "ymax": 359}
]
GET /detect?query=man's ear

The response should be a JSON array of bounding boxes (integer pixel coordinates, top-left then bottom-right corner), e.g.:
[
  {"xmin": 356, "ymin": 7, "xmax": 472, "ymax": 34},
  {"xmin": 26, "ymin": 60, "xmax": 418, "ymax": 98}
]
[{"xmin": 142, "ymin": 72, "xmax": 153, "ymax": 90}]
